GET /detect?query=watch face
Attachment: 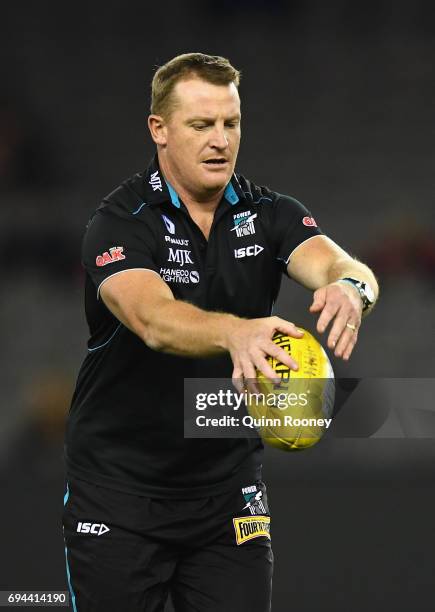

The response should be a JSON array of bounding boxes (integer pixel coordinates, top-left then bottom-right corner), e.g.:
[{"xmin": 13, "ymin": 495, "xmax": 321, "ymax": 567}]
[
  {"xmin": 362, "ymin": 282, "xmax": 375, "ymax": 303},
  {"xmin": 341, "ymin": 278, "xmax": 375, "ymax": 307}
]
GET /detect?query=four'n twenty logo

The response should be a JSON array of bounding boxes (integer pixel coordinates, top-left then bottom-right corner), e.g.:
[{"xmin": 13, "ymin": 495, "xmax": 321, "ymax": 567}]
[
  {"xmin": 77, "ymin": 522, "xmax": 110, "ymax": 536},
  {"xmin": 149, "ymin": 170, "xmax": 163, "ymax": 192},
  {"xmin": 96, "ymin": 246, "xmax": 126, "ymax": 267},
  {"xmin": 168, "ymin": 248, "xmax": 193, "ymax": 267}
]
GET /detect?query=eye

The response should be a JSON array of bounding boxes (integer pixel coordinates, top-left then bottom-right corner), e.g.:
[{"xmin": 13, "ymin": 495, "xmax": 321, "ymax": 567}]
[
  {"xmin": 192, "ymin": 124, "xmax": 207, "ymax": 131},
  {"xmin": 225, "ymin": 122, "xmax": 239, "ymax": 129}
]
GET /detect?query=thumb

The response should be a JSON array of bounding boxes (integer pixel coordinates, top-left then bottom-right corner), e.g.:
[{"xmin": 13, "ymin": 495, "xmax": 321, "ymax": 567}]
[{"xmin": 309, "ymin": 288, "xmax": 326, "ymax": 313}]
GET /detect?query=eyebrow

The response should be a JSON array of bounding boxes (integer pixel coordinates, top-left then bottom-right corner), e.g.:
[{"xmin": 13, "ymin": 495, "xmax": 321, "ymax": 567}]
[{"xmin": 186, "ymin": 115, "xmax": 241, "ymax": 123}]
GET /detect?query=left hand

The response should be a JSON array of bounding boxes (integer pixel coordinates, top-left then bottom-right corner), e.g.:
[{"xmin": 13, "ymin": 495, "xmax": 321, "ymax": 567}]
[{"xmin": 309, "ymin": 282, "xmax": 363, "ymax": 360}]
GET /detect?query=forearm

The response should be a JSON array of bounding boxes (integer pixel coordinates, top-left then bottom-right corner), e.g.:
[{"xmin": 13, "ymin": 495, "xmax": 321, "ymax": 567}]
[
  {"xmin": 101, "ymin": 271, "xmax": 242, "ymax": 358},
  {"xmin": 141, "ymin": 298, "xmax": 240, "ymax": 357},
  {"xmin": 327, "ymin": 257, "xmax": 379, "ymax": 301}
]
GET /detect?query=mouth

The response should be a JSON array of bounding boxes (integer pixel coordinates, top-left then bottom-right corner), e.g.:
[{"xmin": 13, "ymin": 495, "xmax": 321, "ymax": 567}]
[{"xmin": 202, "ymin": 157, "xmax": 229, "ymax": 166}]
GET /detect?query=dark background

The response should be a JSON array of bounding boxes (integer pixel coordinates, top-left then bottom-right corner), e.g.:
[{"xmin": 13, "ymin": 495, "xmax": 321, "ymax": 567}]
[{"xmin": 1, "ymin": 1, "xmax": 435, "ymax": 610}]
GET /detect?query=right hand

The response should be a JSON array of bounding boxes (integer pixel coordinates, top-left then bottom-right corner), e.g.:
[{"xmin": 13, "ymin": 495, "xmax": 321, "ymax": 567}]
[{"xmin": 224, "ymin": 316, "xmax": 304, "ymax": 392}]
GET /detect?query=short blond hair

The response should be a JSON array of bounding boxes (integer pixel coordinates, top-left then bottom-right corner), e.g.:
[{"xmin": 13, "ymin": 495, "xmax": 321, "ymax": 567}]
[{"xmin": 150, "ymin": 52, "xmax": 241, "ymax": 117}]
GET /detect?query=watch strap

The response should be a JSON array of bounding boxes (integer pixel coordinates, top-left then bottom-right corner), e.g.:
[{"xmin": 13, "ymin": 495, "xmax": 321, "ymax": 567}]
[{"xmin": 338, "ymin": 277, "xmax": 372, "ymax": 312}]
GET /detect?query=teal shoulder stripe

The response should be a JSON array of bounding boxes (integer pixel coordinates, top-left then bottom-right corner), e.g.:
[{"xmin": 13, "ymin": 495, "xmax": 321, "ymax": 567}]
[
  {"xmin": 63, "ymin": 483, "xmax": 70, "ymax": 506},
  {"xmin": 64, "ymin": 546, "xmax": 78, "ymax": 612}
]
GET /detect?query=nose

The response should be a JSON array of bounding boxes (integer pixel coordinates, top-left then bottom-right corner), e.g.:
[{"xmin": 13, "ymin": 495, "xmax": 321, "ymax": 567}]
[{"xmin": 209, "ymin": 125, "xmax": 229, "ymax": 150}]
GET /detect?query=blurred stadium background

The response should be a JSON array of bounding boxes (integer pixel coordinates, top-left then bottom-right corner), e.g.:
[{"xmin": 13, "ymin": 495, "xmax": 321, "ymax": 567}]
[{"xmin": 1, "ymin": 1, "xmax": 435, "ymax": 609}]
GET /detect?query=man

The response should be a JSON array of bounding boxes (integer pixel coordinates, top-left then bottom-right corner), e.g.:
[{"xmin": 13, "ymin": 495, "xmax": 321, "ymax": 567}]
[{"xmin": 63, "ymin": 53, "xmax": 378, "ymax": 611}]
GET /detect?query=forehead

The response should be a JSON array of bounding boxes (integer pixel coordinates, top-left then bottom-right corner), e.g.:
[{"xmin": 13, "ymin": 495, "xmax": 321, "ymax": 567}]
[{"xmin": 171, "ymin": 78, "xmax": 241, "ymax": 118}]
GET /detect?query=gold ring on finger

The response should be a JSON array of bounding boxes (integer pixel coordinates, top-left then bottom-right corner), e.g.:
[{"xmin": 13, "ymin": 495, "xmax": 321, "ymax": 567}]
[{"xmin": 346, "ymin": 323, "xmax": 357, "ymax": 332}]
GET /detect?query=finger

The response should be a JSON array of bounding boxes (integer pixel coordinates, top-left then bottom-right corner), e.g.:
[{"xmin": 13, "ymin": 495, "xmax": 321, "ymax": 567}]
[
  {"xmin": 326, "ymin": 307, "xmax": 352, "ymax": 350},
  {"xmin": 252, "ymin": 354, "xmax": 281, "ymax": 386},
  {"xmin": 240, "ymin": 359, "xmax": 261, "ymax": 395},
  {"xmin": 337, "ymin": 327, "xmax": 359, "ymax": 360},
  {"xmin": 334, "ymin": 328, "xmax": 354, "ymax": 358},
  {"xmin": 263, "ymin": 342, "xmax": 299, "ymax": 372},
  {"xmin": 316, "ymin": 301, "xmax": 340, "ymax": 334},
  {"xmin": 272, "ymin": 318, "xmax": 304, "ymax": 339},
  {"xmin": 232, "ymin": 364, "xmax": 245, "ymax": 394},
  {"xmin": 342, "ymin": 331, "xmax": 358, "ymax": 361},
  {"xmin": 309, "ymin": 288, "xmax": 326, "ymax": 313}
]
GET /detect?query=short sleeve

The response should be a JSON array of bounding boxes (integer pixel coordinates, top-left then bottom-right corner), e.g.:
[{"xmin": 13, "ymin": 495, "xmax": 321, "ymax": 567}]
[
  {"xmin": 273, "ymin": 194, "xmax": 323, "ymax": 270},
  {"xmin": 82, "ymin": 210, "xmax": 159, "ymax": 298}
]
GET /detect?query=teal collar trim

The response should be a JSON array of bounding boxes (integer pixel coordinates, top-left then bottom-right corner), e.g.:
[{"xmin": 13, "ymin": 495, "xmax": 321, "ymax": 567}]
[
  {"xmin": 164, "ymin": 177, "xmax": 239, "ymax": 208},
  {"xmin": 164, "ymin": 179, "xmax": 181, "ymax": 208},
  {"xmin": 224, "ymin": 181, "xmax": 239, "ymax": 205}
]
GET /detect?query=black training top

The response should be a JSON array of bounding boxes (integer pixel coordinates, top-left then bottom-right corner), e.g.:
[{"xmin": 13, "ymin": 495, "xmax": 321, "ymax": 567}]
[{"xmin": 65, "ymin": 155, "xmax": 323, "ymax": 498}]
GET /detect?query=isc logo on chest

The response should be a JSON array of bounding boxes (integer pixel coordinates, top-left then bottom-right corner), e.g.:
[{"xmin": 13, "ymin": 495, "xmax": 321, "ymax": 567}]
[{"xmin": 234, "ymin": 245, "xmax": 264, "ymax": 259}]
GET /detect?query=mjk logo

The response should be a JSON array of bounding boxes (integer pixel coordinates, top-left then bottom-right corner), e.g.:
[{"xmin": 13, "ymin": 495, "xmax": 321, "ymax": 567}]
[
  {"xmin": 96, "ymin": 246, "xmax": 126, "ymax": 267},
  {"xmin": 149, "ymin": 170, "xmax": 163, "ymax": 192},
  {"xmin": 77, "ymin": 522, "xmax": 110, "ymax": 536},
  {"xmin": 168, "ymin": 248, "xmax": 193, "ymax": 267}
]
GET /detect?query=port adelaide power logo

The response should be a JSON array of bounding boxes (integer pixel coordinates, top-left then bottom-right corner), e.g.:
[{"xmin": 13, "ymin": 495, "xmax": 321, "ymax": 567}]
[
  {"xmin": 241, "ymin": 484, "xmax": 268, "ymax": 516},
  {"xmin": 231, "ymin": 210, "xmax": 257, "ymax": 237}
]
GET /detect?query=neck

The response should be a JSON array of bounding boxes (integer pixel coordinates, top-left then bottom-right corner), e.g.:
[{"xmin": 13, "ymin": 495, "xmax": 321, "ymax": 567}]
[{"xmin": 157, "ymin": 154, "xmax": 224, "ymax": 214}]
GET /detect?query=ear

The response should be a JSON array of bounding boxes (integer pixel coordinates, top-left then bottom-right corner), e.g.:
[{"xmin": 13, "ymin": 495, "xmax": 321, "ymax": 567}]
[{"xmin": 148, "ymin": 114, "xmax": 167, "ymax": 146}]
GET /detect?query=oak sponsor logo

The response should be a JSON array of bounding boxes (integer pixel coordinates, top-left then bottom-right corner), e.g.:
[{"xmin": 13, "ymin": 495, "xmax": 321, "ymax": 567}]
[
  {"xmin": 168, "ymin": 248, "xmax": 193, "ymax": 266},
  {"xmin": 233, "ymin": 516, "xmax": 271, "ymax": 545},
  {"xmin": 234, "ymin": 245, "xmax": 264, "ymax": 259},
  {"xmin": 77, "ymin": 522, "xmax": 110, "ymax": 536},
  {"xmin": 160, "ymin": 268, "xmax": 200, "ymax": 284},
  {"xmin": 95, "ymin": 246, "xmax": 125, "ymax": 267}
]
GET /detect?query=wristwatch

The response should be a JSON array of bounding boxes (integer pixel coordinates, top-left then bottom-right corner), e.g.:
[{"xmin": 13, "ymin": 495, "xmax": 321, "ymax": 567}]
[{"xmin": 338, "ymin": 277, "xmax": 375, "ymax": 312}]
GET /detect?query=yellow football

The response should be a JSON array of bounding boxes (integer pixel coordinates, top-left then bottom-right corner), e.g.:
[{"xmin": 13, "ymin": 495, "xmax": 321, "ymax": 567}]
[{"xmin": 247, "ymin": 330, "xmax": 335, "ymax": 451}]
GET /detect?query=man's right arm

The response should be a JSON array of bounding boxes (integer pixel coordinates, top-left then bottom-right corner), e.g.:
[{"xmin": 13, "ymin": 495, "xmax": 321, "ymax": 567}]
[{"xmin": 99, "ymin": 269, "xmax": 302, "ymax": 384}]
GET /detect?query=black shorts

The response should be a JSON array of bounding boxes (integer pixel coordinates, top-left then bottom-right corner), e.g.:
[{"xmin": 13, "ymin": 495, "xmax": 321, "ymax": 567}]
[{"xmin": 62, "ymin": 477, "xmax": 273, "ymax": 612}]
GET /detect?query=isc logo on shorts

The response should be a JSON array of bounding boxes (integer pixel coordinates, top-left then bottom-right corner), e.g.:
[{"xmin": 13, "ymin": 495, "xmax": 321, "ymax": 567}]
[
  {"xmin": 76, "ymin": 522, "xmax": 110, "ymax": 536},
  {"xmin": 233, "ymin": 516, "xmax": 271, "ymax": 545}
]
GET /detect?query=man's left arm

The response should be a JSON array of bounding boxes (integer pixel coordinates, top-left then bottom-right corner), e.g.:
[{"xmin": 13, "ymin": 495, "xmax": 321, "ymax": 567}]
[{"xmin": 287, "ymin": 235, "xmax": 379, "ymax": 361}]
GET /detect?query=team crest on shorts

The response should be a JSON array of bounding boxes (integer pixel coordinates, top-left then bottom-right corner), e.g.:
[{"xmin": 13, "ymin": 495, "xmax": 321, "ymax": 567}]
[
  {"xmin": 231, "ymin": 210, "xmax": 257, "ymax": 237},
  {"xmin": 233, "ymin": 516, "xmax": 271, "ymax": 545},
  {"xmin": 241, "ymin": 484, "xmax": 268, "ymax": 515}
]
